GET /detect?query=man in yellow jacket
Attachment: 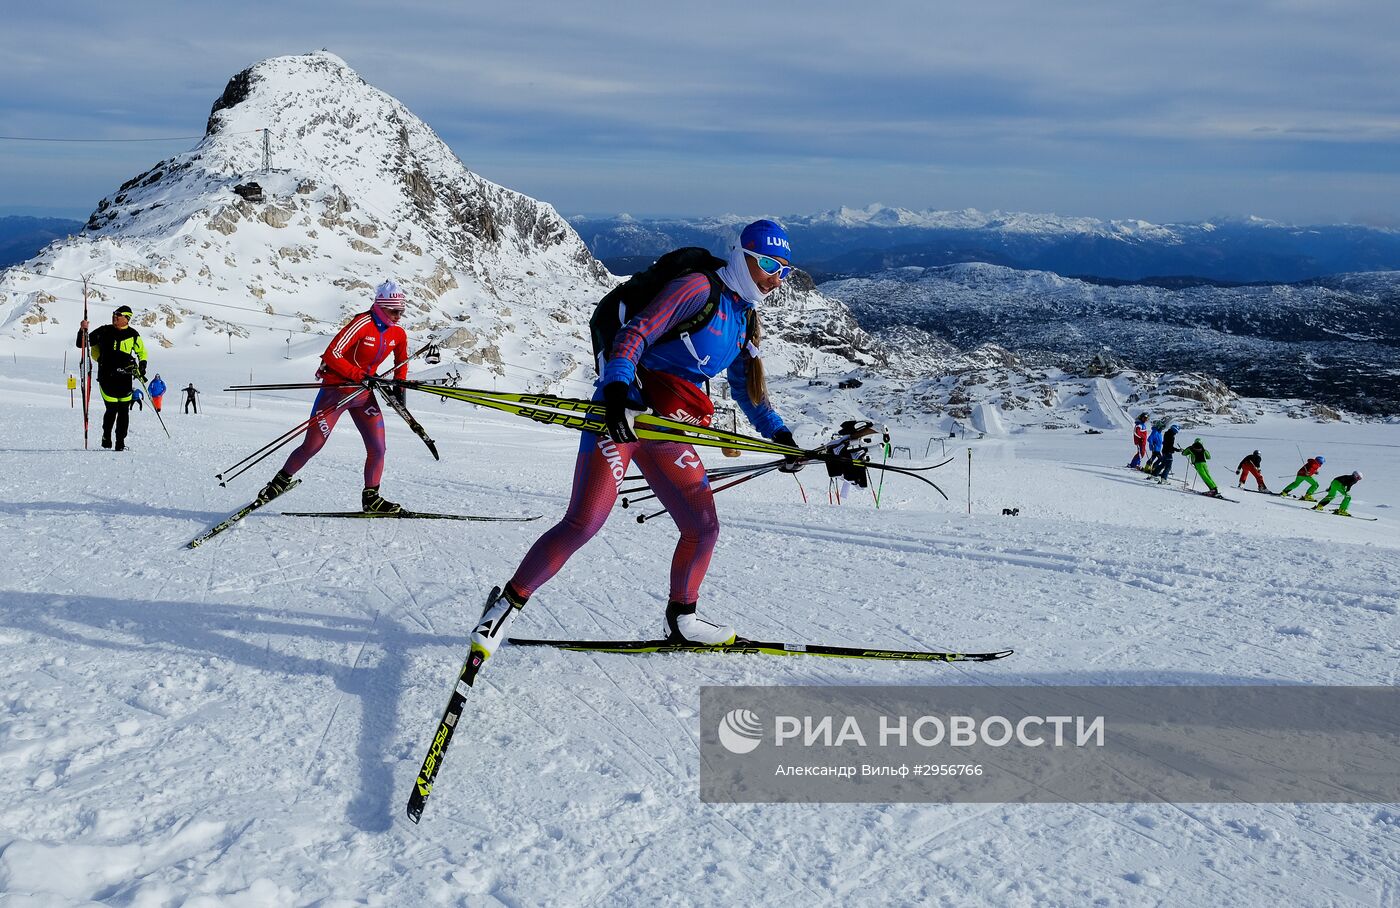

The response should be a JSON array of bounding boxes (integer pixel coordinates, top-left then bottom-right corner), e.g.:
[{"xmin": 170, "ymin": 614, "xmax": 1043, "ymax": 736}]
[{"xmin": 76, "ymin": 305, "xmax": 148, "ymax": 451}]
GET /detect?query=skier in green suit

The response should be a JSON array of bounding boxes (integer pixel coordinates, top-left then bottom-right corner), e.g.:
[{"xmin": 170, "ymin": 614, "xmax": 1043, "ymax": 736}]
[
  {"xmin": 1312, "ymin": 472, "xmax": 1362, "ymax": 516},
  {"xmin": 1181, "ymin": 438, "xmax": 1223, "ymax": 498}
]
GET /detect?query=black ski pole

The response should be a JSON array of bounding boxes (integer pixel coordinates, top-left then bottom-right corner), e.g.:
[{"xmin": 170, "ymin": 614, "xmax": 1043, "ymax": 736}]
[
  {"xmin": 132, "ymin": 369, "xmax": 172, "ymax": 439},
  {"xmin": 368, "ymin": 378, "xmax": 439, "ymax": 459},
  {"xmin": 79, "ymin": 279, "xmax": 92, "ymax": 449},
  {"xmin": 621, "ymin": 458, "xmax": 784, "ymax": 508},
  {"xmin": 636, "ymin": 464, "xmax": 783, "ymax": 524},
  {"xmin": 214, "ymin": 388, "xmax": 365, "ymax": 486}
]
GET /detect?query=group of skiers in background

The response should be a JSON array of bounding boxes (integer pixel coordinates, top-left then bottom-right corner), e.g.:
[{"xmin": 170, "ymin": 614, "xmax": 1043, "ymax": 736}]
[
  {"xmin": 1128, "ymin": 413, "xmax": 1365, "ymax": 515},
  {"xmin": 75, "ymin": 305, "xmax": 201, "ymax": 450}
]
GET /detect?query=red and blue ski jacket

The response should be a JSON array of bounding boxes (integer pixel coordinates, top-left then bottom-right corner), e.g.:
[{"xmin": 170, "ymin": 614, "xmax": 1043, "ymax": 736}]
[
  {"xmin": 318, "ymin": 309, "xmax": 408, "ymax": 384},
  {"xmin": 600, "ymin": 273, "xmax": 787, "ymax": 439}
]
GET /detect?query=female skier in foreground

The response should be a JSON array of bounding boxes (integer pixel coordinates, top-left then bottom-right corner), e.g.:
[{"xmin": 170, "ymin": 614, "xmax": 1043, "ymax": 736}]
[{"xmin": 471, "ymin": 220, "xmax": 801, "ymax": 659}]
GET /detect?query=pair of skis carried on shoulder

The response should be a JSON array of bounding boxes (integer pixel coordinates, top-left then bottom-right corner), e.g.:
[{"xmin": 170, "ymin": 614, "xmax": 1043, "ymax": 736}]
[
  {"xmin": 395, "ymin": 381, "xmax": 951, "ymax": 496},
  {"xmin": 216, "ymin": 375, "xmax": 955, "ymax": 497}
]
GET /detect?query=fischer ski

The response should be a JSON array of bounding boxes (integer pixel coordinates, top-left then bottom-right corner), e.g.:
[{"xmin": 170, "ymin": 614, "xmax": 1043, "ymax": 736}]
[
  {"xmin": 506, "ymin": 637, "xmax": 1013, "ymax": 663},
  {"xmin": 407, "ymin": 646, "xmax": 483, "ymax": 824},
  {"xmin": 407, "ymin": 586, "xmax": 504, "ymax": 824},
  {"xmin": 281, "ymin": 510, "xmax": 540, "ymax": 521},
  {"xmin": 186, "ymin": 480, "xmax": 302, "ymax": 549},
  {"xmin": 407, "ymin": 382, "xmax": 796, "ymax": 456}
]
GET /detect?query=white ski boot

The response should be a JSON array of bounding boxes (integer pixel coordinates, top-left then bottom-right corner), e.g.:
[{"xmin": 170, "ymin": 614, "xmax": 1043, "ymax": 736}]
[
  {"xmin": 471, "ymin": 586, "xmax": 523, "ymax": 661},
  {"xmin": 665, "ymin": 600, "xmax": 736, "ymax": 646}
]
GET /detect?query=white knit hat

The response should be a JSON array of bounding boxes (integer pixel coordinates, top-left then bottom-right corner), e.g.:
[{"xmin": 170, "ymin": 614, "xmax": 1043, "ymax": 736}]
[{"xmin": 374, "ymin": 280, "xmax": 406, "ymax": 307}]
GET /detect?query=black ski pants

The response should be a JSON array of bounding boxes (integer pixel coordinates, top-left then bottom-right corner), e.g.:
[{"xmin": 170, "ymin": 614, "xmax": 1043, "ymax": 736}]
[{"xmin": 102, "ymin": 400, "xmax": 131, "ymax": 445}]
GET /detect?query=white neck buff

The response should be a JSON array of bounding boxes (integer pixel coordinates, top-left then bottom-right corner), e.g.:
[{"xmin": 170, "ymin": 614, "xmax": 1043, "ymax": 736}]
[{"xmin": 717, "ymin": 243, "xmax": 771, "ymax": 305}]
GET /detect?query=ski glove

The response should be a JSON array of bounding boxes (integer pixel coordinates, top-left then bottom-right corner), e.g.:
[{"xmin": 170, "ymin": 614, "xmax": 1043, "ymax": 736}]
[
  {"xmin": 389, "ymin": 385, "xmax": 407, "ymax": 407},
  {"xmin": 773, "ymin": 429, "xmax": 805, "ymax": 473},
  {"xmin": 602, "ymin": 381, "xmax": 640, "ymax": 443}
]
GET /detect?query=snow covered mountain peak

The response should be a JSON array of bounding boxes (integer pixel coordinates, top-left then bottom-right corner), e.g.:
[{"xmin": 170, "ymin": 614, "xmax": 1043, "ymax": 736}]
[
  {"xmin": 83, "ymin": 50, "xmax": 605, "ymax": 282},
  {"xmin": 0, "ymin": 51, "xmax": 624, "ymax": 389}
]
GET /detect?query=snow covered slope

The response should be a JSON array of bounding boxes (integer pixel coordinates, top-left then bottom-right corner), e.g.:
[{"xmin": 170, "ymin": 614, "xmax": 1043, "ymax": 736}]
[{"xmin": 0, "ymin": 355, "xmax": 1396, "ymax": 906}]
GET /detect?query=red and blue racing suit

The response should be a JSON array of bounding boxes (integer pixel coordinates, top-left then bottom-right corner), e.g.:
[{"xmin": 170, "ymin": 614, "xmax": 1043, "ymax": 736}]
[
  {"xmin": 279, "ymin": 308, "xmax": 408, "ymax": 487},
  {"xmin": 508, "ymin": 273, "xmax": 787, "ymax": 605}
]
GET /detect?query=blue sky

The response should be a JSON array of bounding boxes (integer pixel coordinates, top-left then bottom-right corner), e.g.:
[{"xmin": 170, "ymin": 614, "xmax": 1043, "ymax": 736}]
[{"xmin": 3, "ymin": 0, "xmax": 1398, "ymax": 225}]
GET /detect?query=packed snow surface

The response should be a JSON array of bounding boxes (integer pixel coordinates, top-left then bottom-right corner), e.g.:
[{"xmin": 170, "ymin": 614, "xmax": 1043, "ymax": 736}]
[{"xmin": 1, "ymin": 350, "xmax": 1397, "ymax": 906}]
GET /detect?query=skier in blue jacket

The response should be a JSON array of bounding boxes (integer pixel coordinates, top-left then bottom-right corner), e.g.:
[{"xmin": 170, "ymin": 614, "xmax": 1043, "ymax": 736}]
[
  {"xmin": 1151, "ymin": 424, "xmax": 1181, "ymax": 482},
  {"xmin": 1143, "ymin": 423, "xmax": 1165, "ymax": 473},
  {"xmin": 148, "ymin": 374, "xmax": 167, "ymax": 412}
]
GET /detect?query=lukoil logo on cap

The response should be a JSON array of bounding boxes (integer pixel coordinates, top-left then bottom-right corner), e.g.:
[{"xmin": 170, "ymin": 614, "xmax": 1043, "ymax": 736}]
[
  {"xmin": 740, "ymin": 219, "xmax": 792, "ymax": 258},
  {"xmin": 718, "ymin": 708, "xmax": 764, "ymax": 754}
]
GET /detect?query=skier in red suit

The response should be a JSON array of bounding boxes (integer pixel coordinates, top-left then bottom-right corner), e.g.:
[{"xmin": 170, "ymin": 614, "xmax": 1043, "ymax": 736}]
[
  {"xmin": 256, "ymin": 280, "xmax": 410, "ymax": 513},
  {"xmin": 1128, "ymin": 413, "xmax": 1149, "ymax": 469},
  {"xmin": 1235, "ymin": 450, "xmax": 1268, "ymax": 492}
]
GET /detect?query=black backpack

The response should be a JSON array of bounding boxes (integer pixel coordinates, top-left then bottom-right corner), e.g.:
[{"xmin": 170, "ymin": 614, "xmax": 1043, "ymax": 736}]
[{"xmin": 590, "ymin": 247, "xmax": 726, "ymax": 371}]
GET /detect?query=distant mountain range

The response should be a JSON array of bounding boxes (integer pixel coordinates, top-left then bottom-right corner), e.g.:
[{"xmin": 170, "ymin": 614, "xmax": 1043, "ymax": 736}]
[
  {"xmin": 565, "ymin": 210, "xmax": 1400, "ymax": 416},
  {"xmin": 0, "ymin": 217, "xmax": 82, "ymax": 268},
  {"xmin": 822, "ymin": 263, "xmax": 1400, "ymax": 417},
  {"xmin": 567, "ymin": 206, "xmax": 1400, "ymax": 284}
]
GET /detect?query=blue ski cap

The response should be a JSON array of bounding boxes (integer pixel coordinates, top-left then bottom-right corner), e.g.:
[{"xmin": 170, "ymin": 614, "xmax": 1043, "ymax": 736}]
[
  {"xmin": 1316, "ymin": 455, "xmax": 1325, "ymax": 464},
  {"xmin": 1169, "ymin": 423, "xmax": 1180, "ymax": 432},
  {"xmin": 740, "ymin": 219, "xmax": 792, "ymax": 262}
]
